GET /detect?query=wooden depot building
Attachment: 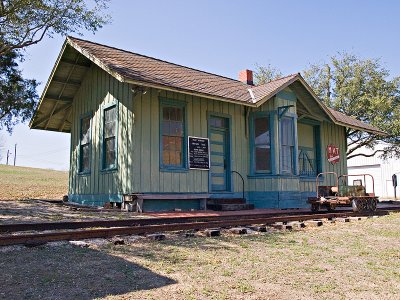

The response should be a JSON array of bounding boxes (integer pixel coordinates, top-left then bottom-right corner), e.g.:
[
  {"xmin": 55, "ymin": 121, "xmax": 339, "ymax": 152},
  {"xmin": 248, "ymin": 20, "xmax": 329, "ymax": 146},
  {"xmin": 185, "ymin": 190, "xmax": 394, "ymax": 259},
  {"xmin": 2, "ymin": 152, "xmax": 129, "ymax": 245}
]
[{"xmin": 29, "ymin": 37, "xmax": 385, "ymax": 211}]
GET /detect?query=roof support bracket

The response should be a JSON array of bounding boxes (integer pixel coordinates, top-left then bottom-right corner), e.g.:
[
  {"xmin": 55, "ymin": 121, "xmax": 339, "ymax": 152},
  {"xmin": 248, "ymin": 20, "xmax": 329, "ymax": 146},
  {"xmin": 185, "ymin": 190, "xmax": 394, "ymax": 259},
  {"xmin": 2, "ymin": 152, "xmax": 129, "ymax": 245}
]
[{"xmin": 278, "ymin": 105, "xmax": 294, "ymax": 120}]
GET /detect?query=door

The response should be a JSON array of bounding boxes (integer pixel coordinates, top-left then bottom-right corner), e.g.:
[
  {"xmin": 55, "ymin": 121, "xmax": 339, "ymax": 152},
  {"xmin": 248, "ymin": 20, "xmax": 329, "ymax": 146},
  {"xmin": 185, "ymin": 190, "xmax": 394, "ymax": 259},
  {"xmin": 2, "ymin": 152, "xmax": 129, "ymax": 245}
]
[{"xmin": 209, "ymin": 116, "xmax": 230, "ymax": 192}]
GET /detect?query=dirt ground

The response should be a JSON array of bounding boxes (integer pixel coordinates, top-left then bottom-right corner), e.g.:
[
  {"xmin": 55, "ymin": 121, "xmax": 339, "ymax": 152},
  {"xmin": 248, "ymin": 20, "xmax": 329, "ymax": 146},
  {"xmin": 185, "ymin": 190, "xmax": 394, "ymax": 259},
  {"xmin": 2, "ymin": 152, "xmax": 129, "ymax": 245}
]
[
  {"xmin": 0, "ymin": 213, "xmax": 399, "ymax": 300},
  {"xmin": 0, "ymin": 199, "xmax": 146, "ymax": 224}
]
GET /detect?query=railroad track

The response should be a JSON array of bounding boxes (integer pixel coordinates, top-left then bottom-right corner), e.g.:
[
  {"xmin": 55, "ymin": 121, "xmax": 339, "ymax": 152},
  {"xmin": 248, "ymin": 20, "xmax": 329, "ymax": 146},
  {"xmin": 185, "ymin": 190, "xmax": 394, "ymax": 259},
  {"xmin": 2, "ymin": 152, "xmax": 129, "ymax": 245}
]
[
  {"xmin": 0, "ymin": 208, "xmax": 398, "ymax": 247},
  {"xmin": 0, "ymin": 209, "xmax": 357, "ymax": 233}
]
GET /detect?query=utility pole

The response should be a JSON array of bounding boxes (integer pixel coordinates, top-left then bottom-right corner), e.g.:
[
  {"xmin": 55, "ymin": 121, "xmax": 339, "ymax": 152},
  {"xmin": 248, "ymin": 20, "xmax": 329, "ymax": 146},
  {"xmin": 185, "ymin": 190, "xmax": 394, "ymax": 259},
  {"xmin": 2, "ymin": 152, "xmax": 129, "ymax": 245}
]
[
  {"xmin": 6, "ymin": 150, "xmax": 10, "ymax": 165},
  {"xmin": 13, "ymin": 144, "xmax": 17, "ymax": 166}
]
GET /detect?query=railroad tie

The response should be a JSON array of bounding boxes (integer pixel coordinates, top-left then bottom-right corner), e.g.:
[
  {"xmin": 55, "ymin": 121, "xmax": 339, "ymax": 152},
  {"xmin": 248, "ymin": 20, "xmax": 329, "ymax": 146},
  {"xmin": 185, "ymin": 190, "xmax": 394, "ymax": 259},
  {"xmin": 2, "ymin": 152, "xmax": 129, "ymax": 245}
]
[
  {"xmin": 248, "ymin": 225, "xmax": 267, "ymax": 232},
  {"xmin": 304, "ymin": 220, "xmax": 323, "ymax": 227},
  {"xmin": 271, "ymin": 222, "xmax": 293, "ymax": 230},
  {"xmin": 336, "ymin": 217, "xmax": 350, "ymax": 222},
  {"xmin": 286, "ymin": 221, "xmax": 306, "ymax": 229},
  {"xmin": 147, "ymin": 233, "xmax": 166, "ymax": 241},
  {"xmin": 205, "ymin": 229, "xmax": 221, "ymax": 237},
  {"xmin": 229, "ymin": 227, "xmax": 248, "ymax": 235}
]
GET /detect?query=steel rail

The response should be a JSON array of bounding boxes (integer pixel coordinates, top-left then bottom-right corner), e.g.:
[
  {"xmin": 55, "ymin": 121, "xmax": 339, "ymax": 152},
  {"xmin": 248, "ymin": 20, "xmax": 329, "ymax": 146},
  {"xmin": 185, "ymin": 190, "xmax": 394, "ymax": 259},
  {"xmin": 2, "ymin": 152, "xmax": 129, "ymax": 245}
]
[
  {"xmin": 0, "ymin": 211, "xmax": 392, "ymax": 247},
  {"xmin": 1, "ymin": 206, "xmax": 400, "ymax": 234},
  {"xmin": 0, "ymin": 209, "xmax": 358, "ymax": 233}
]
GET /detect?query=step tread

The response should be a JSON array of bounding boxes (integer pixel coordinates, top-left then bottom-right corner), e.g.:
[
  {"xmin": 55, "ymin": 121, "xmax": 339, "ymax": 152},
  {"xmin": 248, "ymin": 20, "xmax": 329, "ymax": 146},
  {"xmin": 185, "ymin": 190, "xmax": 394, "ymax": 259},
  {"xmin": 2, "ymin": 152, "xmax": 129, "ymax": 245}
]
[
  {"xmin": 207, "ymin": 198, "xmax": 246, "ymax": 204},
  {"xmin": 207, "ymin": 203, "xmax": 255, "ymax": 211}
]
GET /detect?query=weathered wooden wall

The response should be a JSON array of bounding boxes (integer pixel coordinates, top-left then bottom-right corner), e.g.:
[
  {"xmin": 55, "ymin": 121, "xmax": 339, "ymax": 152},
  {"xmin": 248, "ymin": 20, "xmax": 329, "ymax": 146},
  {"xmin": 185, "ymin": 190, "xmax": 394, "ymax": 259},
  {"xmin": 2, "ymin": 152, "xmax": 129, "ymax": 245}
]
[
  {"xmin": 69, "ymin": 66, "xmax": 347, "ymax": 208},
  {"xmin": 69, "ymin": 65, "xmax": 134, "ymax": 205}
]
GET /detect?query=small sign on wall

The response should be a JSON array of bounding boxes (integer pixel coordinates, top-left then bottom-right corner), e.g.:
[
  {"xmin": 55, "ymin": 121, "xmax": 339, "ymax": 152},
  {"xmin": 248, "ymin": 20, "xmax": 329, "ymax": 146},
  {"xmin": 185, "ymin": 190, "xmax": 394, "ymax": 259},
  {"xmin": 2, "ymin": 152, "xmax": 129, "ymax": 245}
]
[
  {"xmin": 327, "ymin": 144, "xmax": 340, "ymax": 164},
  {"xmin": 188, "ymin": 136, "xmax": 210, "ymax": 170}
]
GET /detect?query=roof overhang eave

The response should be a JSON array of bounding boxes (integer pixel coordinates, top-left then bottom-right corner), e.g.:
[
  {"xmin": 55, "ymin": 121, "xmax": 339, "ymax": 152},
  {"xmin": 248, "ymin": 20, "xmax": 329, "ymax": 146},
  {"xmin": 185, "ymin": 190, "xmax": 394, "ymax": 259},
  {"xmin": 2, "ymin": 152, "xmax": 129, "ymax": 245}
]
[
  {"xmin": 124, "ymin": 78, "xmax": 257, "ymax": 107},
  {"xmin": 252, "ymin": 75, "xmax": 300, "ymax": 108},
  {"xmin": 29, "ymin": 40, "xmax": 70, "ymax": 128},
  {"xmin": 335, "ymin": 122, "xmax": 387, "ymax": 136},
  {"xmin": 67, "ymin": 37, "xmax": 257, "ymax": 108}
]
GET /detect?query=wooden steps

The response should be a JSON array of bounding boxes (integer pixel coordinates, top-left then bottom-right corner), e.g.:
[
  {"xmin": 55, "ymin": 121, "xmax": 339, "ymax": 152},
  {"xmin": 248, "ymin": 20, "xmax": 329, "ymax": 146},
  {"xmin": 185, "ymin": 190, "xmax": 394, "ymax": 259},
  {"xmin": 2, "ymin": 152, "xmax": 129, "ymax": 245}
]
[{"xmin": 207, "ymin": 198, "xmax": 255, "ymax": 211}]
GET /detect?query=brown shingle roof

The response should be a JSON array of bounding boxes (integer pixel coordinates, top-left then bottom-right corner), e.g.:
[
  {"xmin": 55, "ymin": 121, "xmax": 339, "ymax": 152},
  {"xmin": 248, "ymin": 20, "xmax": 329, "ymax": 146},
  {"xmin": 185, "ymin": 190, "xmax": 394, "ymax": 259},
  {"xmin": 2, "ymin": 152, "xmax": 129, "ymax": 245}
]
[
  {"xmin": 327, "ymin": 108, "xmax": 386, "ymax": 135},
  {"xmin": 68, "ymin": 37, "xmax": 254, "ymax": 103},
  {"xmin": 251, "ymin": 74, "xmax": 299, "ymax": 103},
  {"xmin": 33, "ymin": 36, "xmax": 384, "ymax": 135}
]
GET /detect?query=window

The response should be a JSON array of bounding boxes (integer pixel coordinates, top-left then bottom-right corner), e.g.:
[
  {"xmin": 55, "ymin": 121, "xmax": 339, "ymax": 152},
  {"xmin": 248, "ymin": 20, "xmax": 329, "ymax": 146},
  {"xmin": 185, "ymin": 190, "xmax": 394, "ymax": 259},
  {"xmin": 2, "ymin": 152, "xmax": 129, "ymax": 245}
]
[
  {"xmin": 252, "ymin": 114, "xmax": 271, "ymax": 173},
  {"xmin": 298, "ymin": 121, "xmax": 321, "ymax": 177},
  {"xmin": 79, "ymin": 115, "xmax": 91, "ymax": 173},
  {"xmin": 280, "ymin": 117, "xmax": 295, "ymax": 174},
  {"xmin": 102, "ymin": 105, "xmax": 117, "ymax": 170},
  {"xmin": 160, "ymin": 102, "xmax": 186, "ymax": 169}
]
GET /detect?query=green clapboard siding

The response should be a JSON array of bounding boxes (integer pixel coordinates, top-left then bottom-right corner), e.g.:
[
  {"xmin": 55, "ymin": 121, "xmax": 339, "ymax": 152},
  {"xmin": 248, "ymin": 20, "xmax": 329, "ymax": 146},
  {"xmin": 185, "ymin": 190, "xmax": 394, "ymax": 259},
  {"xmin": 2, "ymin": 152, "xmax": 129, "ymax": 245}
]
[{"xmin": 68, "ymin": 67, "xmax": 348, "ymax": 207}]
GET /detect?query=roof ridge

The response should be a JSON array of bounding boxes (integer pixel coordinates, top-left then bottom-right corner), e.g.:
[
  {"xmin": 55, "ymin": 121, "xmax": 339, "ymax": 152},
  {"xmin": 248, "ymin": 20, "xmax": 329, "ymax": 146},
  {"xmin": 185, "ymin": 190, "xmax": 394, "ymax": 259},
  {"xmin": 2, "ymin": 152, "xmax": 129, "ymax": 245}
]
[
  {"xmin": 253, "ymin": 73, "xmax": 299, "ymax": 88},
  {"xmin": 67, "ymin": 36, "xmax": 251, "ymax": 86}
]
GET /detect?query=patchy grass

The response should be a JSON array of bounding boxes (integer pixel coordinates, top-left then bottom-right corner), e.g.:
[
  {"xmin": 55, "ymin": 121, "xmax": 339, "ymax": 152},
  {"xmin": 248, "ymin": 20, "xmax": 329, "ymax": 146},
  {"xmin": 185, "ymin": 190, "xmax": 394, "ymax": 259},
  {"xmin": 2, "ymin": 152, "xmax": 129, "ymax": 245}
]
[
  {"xmin": 0, "ymin": 164, "xmax": 68, "ymax": 200},
  {"xmin": 0, "ymin": 214, "xmax": 399, "ymax": 299}
]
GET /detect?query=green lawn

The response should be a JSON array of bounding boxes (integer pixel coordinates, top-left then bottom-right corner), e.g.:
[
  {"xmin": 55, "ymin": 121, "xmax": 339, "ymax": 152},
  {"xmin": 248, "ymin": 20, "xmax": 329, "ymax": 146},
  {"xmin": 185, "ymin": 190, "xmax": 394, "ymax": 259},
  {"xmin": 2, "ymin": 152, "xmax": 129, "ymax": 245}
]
[
  {"xmin": 1, "ymin": 213, "xmax": 399, "ymax": 299},
  {"xmin": 0, "ymin": 164, "xmax": 68, "ymax": 200}
]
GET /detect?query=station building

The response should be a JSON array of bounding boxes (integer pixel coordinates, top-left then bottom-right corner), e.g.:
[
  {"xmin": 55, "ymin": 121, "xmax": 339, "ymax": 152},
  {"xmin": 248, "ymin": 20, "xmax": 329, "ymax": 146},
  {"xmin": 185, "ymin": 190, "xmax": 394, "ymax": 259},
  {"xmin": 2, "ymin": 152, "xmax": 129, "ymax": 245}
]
[{"xmin": 30, "ymin": 37, "xmax": 384, "ymax": 211}]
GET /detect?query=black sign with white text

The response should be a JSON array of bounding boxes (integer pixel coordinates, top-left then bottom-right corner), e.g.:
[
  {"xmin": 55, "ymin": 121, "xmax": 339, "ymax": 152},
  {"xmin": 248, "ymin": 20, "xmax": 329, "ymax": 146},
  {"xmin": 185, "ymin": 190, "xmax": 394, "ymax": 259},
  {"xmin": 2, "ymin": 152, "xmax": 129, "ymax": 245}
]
[{"xmin": 188, "ymin": 136, "xmax": 210, "ymax": 170}]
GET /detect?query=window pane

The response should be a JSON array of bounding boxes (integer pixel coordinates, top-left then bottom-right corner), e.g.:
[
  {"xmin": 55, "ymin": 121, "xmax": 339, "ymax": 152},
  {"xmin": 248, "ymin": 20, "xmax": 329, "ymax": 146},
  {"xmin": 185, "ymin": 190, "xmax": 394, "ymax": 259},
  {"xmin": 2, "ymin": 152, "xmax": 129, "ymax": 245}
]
[
  {"xmin": 281, "ymin": 117, "xmax": 294, "ymax": 146},
  {"xmin": 253, "ymin": 116, "xmax": 271, "ymax": 172},
  {"xmin": 175, "ymin": 136, "xmax": 182, "ymax": 150},
  {"xmin": 176, "ymin": 151, "xmax": 182, "ymax": 165},
  {"xmin": 163, "ymin": 107, "xmax": 170, "ymax": 121},
  {"xmin": 104, "ymin": 121, "xmax": 116, "ymax": 138},
  {"xmin": 170, "ymin": 121, "xmax": 183, "ymax": 136},
  {"xmin": 176, "ymin": 108, "xmax": 183, "ymax": 121},
  {"xmin": 81, "ymin": 117, "xmax": 90, "ymax": 144},
  {"xmin": 170, "ymin": 151, "xmax": 182, "ymax": 165},
  {"xmin": 162, "ymin": 136, "xmax": 171, "ymax": 151},
  {"xmin": 280, "ymin": 117, "xmax": 295, "ymax": 174},
  {"xmin": 80, "ymin": 144, "xmax": 90, "ymax": 172},
  {"xmin": 170, "ymin": 107, "xmax": 178, "ymax": 121},
  {"xmin": 281, "ymin": 146, "xmax": 293, "ymax": 173},
  {"xmin": 254, "ymin": 117, "xmax": 270, "ymax": 146},
  {"xmin": 105, "ymin": 137, "xmax": 116, "ymax": 168},
  {"xmin": 105, "ymin": 106, "xmax": 116, "ymax": 122},
  {"xmin": 210, "ymin": 117, "xmax": 225, "ymax": 128},
  {"xmin": 255, "ymin": 145, "xmax": 271, "ymax": 171},
  {"xmin": 163, "ymin": 150, "xmax": 170, "ymax": 165},
  {"xmin": 161, "ymin": 105, "xmax": 185, "ymax": 167}
]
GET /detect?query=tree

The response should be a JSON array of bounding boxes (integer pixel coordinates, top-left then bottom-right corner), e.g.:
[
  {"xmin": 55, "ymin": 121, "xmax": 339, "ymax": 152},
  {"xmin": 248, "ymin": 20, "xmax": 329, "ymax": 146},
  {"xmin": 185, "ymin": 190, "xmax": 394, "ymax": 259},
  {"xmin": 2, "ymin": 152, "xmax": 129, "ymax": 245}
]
[
  {"xmin": 0, "ymin": 46, "xmax": 38, "ymax": 132},
  {"xmin": 0, "ymin": 132, "xmax": 4, "ymax": 161},
  {"xmin": 0, "ymin": 0, "xmax": 111, "ymax": 56},
  {"xmin": 0, "ymin": 0, "xmax": 111, "ymax": 131},
  {"xmin": 254, "ymin": 63, "xmax": 283, "ymax": 85},
  {"xmin": 303, "ymin": 52, "xmax": 400, "ymax": 160}
]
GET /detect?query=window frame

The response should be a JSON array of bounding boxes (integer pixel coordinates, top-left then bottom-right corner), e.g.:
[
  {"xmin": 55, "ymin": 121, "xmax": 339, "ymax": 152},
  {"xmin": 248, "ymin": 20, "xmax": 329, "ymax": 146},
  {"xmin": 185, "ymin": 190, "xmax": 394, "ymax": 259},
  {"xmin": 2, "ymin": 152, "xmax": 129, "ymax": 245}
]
[
  {"xmin": 298, "ymin": 118, "xmax": 322, "ymax": 178},
  {"xmin": 78, "ymin": 112, "xmax": 92, "ymax": 175},
  {"xmin": 279, "ymin": 115, "xmax": 297, "ymax": 175},
  {"xmin": 159, "ymin": 98, "xmax": 188, "ymax": 172},
  {"xmin": 101, "ymin": 102, "xmax": 118, "ymax": 172},
  {"xmin": 249, "ymin": 111, "xmax": 275, "ymax": 175}
]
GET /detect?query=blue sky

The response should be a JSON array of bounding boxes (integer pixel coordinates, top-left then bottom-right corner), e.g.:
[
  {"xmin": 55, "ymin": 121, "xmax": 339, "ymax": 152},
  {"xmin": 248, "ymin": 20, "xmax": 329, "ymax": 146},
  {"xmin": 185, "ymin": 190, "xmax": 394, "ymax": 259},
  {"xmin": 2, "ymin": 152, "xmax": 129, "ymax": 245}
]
[{"xmin": 1, "ymin": 0, "xmax": 400, "ymax": 170}]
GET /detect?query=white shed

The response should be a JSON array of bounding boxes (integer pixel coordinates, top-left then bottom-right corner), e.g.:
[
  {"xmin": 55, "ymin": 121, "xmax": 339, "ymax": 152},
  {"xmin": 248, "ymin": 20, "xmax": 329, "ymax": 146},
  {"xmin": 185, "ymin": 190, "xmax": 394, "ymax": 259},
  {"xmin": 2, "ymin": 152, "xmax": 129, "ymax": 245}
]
[{"xmin": 347, "ymin": 142, "xmax": 400, "ymax": 199}]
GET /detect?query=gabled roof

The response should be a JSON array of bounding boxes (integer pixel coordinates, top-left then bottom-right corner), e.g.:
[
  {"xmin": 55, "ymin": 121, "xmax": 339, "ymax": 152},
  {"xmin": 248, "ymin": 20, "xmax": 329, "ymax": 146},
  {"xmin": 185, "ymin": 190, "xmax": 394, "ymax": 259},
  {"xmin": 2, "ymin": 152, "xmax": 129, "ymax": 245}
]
[
  {"xmin": 328, "ymin": 108, "xmax": 385, "ymax": 135},
  {"xmin": 30, "ymin": 36, "xmax": 385, "ymax": 136}
]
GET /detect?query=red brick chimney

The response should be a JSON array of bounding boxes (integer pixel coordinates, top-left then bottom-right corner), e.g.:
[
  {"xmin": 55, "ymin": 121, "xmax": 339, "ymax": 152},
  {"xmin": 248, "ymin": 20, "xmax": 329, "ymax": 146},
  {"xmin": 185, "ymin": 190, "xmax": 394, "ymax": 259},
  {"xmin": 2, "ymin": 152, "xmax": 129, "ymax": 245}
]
[{"xmin": 239, "ymin": 69, "xmax": 254, "ymax": 85}]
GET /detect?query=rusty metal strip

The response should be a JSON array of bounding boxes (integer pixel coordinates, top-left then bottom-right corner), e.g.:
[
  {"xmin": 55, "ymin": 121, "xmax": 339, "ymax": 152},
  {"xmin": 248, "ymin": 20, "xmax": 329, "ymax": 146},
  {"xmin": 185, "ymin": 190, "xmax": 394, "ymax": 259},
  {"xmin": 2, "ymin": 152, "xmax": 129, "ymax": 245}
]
[
  {"xmin": 0, "ymin": 211, "xmax": 392, "ymax": 247},
  {"xmin": 0, "ymin": 210, "xmax": 356, "ymax": 233}
]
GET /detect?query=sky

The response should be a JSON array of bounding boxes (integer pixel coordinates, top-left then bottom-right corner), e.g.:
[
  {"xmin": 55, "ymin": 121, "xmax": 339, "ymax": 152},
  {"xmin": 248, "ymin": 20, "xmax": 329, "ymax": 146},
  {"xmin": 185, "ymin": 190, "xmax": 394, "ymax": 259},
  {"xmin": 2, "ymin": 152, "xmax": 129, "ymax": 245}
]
[{"xmin": 1, "ymin": 0, "xmax": 400, "ymax": 170}]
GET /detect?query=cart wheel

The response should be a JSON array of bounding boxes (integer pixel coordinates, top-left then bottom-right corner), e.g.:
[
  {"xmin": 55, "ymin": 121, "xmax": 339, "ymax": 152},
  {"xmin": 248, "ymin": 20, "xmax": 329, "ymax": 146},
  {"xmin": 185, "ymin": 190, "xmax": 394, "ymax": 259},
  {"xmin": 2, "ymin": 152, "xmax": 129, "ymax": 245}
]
[
  {"xmin": 327, "ymin": 203, "xmax": 336, "ymax": 212},
  {"xmin": 370, "ymin": 198, "xmax": 378, "ymax": 212},
  {"xmin": 311, "ymin": 203, "xmax": 320, "ymax": 212},
  {"xmin": 352, "ymin": 199, "xmax": 359, "ymax": 212}
]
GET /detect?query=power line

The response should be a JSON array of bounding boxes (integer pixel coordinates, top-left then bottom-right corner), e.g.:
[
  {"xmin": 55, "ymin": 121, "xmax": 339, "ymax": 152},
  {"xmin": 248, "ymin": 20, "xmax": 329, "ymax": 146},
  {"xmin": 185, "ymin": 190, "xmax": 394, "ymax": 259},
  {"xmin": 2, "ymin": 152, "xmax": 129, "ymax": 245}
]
[{"xmin": 18, "ymin": 146, "xmax": 69, "ymax": 157}]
